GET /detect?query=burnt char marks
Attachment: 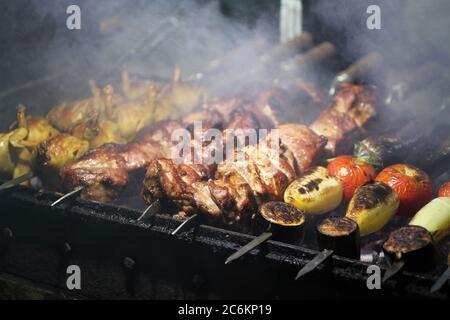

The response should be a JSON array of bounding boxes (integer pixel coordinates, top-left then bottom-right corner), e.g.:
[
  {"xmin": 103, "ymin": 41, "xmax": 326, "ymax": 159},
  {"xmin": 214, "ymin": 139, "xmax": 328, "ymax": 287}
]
[
  {"xmin": 260, "ymin": 201, "xmax": 305, "ymax": 226},
  {"xmin": 352, "ymin": 181, "xmax": 392, "ymax": 211},
  {"xmin": 383, "ymin": 226, "xmax": 432, "ymax": 254},
  {"xmin": 60, "ymin": 144, "xmax": 128, "ymax": 203},
  {"xmin": 298, "ymin": 178, "xmax": 322, "ymax": 195},
  {"xmin": 296, "ymin": 167, "xmax": 325, "ymax": 195},
  {"xmin": 318, "ymin": 217, "xmax": 358, "ymax": 237}
]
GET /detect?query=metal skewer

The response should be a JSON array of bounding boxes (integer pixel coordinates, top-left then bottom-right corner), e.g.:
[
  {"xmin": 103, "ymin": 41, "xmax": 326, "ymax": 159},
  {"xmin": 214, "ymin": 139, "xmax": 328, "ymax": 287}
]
[
  {"xmin": 295, "ymin": 249, "xmax": 334, "ymax": 280},
  {"xmin": 225, "ymin": 232, "xmax": 273, "ymax": 265},
  {"xmin": 171, "ymin": 213, "xmax": 201, "ymax": 236},
  {"xmin": 137, "ymin": 199, "xmax": 161, "ymax": 222},
  {"xmin": 329, "ymin": 51, "xmax": 383, "ymax": 96},
  {"xmin": 295, "ymin": 216, "xmax": 360, "ymax": 280},
  {"xmin": 51, "ymin": 186, "xmax": 84, "ymax": 207},
  {"xmin": 430, "ymin": 253, "xmax": 450, "ymax": 294},
  {"xmin": 382, "ymin": 260, "xmax": 405, "ymax": 283},
  {"xmin": 0, "ymin": 172, "xmax": 34, "ymax": 191},
  {"xmin": 225, "ymin": 202, "xmax": 305, "ymax": 265},
  {"xmin": 385, "ymin": 61, "xmax": 442, "ymax": 106},
  {"xmin": 280, "ymin": 42, "xmax": 336, "ymax": 75}
]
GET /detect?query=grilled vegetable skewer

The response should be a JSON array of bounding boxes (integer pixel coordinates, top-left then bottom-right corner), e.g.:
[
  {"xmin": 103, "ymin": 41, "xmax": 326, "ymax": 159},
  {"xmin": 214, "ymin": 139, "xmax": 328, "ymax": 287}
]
[
  {"xmin": 316, "ymin": 217, "xmax": 360, "ymax": 259},
  {"xmin": 284, "ymin": 166, "xmax": 343, "ymax": 215},
  {"xmin": 225, "ymin": 201, "xmax": 305, "ymax": 265},
  {"xmin": 345, "ymin": 182, "xmax": 399, "ymax": 236},
  {"xmin": 144, "ymin": 84, "xmax": 377, "ymax": 232},
  {"xmin": 409, "ymin": 197, "xmax": 450, "ymax": 242},
  {"xmin": 383, "ymin": 197, "xmax": 450, "ymax": 281},
  {"xmin": 383, "ymin": 226, "xmax": 435, "ymax": 276},
  {"xmin": 295, "ymin": 182, "xmax": 398, "ymax": 280},
  {"xmin": 295, "ymin": 217, "xmax": 360, "ymax": 280}
]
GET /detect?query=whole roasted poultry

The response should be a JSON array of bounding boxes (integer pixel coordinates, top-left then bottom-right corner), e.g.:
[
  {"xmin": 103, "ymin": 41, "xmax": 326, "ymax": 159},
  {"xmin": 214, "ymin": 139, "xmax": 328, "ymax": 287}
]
[{"xmin": 0, "ymin": 66, "xmax": 206, "ymax": 186}]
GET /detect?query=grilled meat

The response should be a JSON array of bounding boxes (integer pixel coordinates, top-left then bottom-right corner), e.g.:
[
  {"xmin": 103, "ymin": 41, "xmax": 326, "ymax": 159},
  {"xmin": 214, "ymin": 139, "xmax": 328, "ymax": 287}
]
[
  {"xmin": 142, "ymin": 124, "xmax": 325, "ymax": 225},
  {"xmin": 60, "ymin": 120, "xmax": 177, "ymax": 202},
  {"xmin": 0, "ymin": 105, "xmax": 60, "ymax": 181},
  {"xmin": 60, "ymin": 144, "xmax": 128, "ymax": 203},
  {"xmin": 121, "ymin": 121, "xmax": 185, "ymax": 171},
  {"xmin": 256, "ymin": 82, "xmax": 324, "ymax": 125},
  {"xmin": 310, "ymin": 83, "xmax": 377, "ymax": 156},
  {"xmin": 0, "ymin": 127, "xmax": 28, "ymax": 180},
  {"xmin": 61, "ymin": 96, "xmax": 275, "ymax": 203},
  {"xmin": 142, "ymin": 84, "xmax": 377, "ymax": 225},
  {"xmin": 47, "ymin": 81, "xmax": 113, "ymax": 133},
  {"xmin": 35, "ymin": 134, "xmax": 90, "ymax": 188},
  {"xmin": 49, "ymin": 66, "xmax": 205, "ymax": 148}
]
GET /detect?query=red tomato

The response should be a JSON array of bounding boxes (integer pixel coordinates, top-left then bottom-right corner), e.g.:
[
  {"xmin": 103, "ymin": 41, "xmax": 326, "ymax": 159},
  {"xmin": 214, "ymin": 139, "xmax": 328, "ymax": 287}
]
[
  {"xmin": 438, "ymin": 182, "xmax": 450, "ymax": 197},
  {"xmin": 375, "ymin": 164, "xmax": 432, "ymax": 217},
  {"xmin": 327, "ymin": 155, "xmax": 376, "ymax": 201}
]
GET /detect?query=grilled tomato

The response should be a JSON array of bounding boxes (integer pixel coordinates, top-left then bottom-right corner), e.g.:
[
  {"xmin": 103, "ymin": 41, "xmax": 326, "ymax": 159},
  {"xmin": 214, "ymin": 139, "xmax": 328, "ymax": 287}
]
[
  {"xmin": 327, "ymin": 155, "xmax": 376, "ymax": 201},
  {"xmin": 375, "ymin": 164, "xmax": 432, "ymax": 217},
  {"xmin": 438, "ymin": 182, "xmax": 450, "ymax": 197}
]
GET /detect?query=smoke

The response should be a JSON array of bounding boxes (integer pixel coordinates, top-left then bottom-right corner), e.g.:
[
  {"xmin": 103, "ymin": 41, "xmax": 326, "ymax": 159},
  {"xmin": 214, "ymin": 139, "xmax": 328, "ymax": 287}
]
[
  {"xmin": 1, "ymin": 0, "xmax": 449, "ymax": 132},
  {"xmin": 0, "ymin": 0, "xmax": 284, "ymax": 127}
]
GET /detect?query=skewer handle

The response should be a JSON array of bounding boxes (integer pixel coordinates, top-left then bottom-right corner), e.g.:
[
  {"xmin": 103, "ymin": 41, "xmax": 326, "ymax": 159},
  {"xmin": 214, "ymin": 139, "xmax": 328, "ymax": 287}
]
[
  {"xmin": 385, "ymin": 61, "xmax": 441, "ymax": 105},
  {"xmin": 329, "ymin": 52, "xmax": 383, "ymax": 95},
  {"xmin": 281, "ymin": 42, "xmax": 336, "ymax": 74}
]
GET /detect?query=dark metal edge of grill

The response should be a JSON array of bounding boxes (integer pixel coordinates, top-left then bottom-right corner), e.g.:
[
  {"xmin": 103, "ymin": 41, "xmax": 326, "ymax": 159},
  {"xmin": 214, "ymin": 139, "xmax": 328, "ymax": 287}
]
[{"xmin": 0, "ymin": 187, "xmax": 447, "ymax": 299}]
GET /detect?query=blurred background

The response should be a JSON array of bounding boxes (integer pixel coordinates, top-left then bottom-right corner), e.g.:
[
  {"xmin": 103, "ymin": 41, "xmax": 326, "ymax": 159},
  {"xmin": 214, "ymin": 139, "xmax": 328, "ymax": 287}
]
[{"xmin": 0, "ymin": 0, "xmax": 449, "ymax": 127}]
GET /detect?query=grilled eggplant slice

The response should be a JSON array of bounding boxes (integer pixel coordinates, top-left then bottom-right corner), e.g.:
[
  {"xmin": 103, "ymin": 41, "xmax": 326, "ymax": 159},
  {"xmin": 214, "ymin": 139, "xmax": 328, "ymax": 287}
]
[
  {"xmin": 317, "ymin": 217, "xmax": 360, "ymax": 259},
  {"xmin": 383, "ymin": 225, "xmax": 435, "ymax": 272},
  {"xmin": 346, "ymin": 182, "xmax": 399, "ymax": 236},
  {"xmin": 257, "ymin": 201, "xmax": 305, "ymax": 243},
  {"xmin": 284, "ymin": 166, "xmax": 343, "ymax": 215}
]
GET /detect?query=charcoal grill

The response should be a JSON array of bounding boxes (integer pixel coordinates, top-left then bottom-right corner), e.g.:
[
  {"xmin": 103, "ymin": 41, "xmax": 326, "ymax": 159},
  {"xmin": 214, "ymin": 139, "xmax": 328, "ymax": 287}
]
[{"xmin": 0, "ymin": 0, "xmax": 449, "ymax": 299}]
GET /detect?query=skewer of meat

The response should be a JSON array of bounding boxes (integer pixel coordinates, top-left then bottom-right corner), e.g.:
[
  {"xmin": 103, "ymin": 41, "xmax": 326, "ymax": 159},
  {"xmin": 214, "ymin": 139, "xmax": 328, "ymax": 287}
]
[
  {"xmin": 57, "ymin": 97, "xmax": 276, "ymax": 204},
  {"xmin": 54, "ymin": 81, "xmax": 323, "ymax": 206},
  {"xmin": 142, "ymin": 84, "xmax": 378, "ymax": 230}
]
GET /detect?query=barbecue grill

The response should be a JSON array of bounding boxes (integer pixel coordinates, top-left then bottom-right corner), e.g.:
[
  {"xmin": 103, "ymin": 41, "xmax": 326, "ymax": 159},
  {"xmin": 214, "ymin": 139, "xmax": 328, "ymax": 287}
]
[{"xmin": 0, "ymin": 0, "xmax": 449, "ymax": 300}]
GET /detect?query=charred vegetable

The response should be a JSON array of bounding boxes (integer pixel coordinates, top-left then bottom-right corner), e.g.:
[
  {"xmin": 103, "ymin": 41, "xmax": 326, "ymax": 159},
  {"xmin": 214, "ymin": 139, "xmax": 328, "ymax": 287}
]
[
  {"xmin": 316, "ymin": 217, "xmax": 360, "ymax": 259},
  {"xmin": 383, "ymin": 225, "xmax": 435, "ymax": 272},
  {"xmin": 353, "ymin": 122, "xmax": 421, "ymax": 168},
  {"xmin": 257, "ymin": 201, "xmax": 305, "ymax": 243},
  {"xmin": 383, "ymin": 197, "xmax": 450, "ymax": 273},
  {"xmin": 284, "ymin": 166, "xmax": 343, "ymax": 215},
  {"xmin": 375, "ymin": 164, "xmax": 433, "ymax": 217},
  {"xmin": 225, "ymin": 202, "xmax": 305, "ymax": 265},
  {"xmin": 409, "ymin": 197, "xmax": 450, "ymax": 242},
  {"xmin": 327, "ymin": 155, "xmax": 376, "ymax": 201},
  {"xmin": 438, "ymin": 182, "xmax": 450, "ymax": 198},
  {"xmin": 346, "ymin": 182, "xmax": 399, "ymax": 236}
]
